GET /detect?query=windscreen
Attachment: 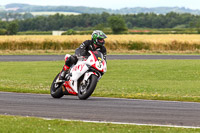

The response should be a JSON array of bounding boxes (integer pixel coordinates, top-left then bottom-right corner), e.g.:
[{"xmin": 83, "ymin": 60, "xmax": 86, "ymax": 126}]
[{"xmin": 92, "ymin": 50, "xmax": 104, "ymax": 62}]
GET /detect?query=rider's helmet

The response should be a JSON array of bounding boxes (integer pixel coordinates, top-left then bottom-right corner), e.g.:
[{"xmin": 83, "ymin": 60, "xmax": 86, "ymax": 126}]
[{"xmin": 91, "ymin": 30, "xmax": 107, "ymax": 46}]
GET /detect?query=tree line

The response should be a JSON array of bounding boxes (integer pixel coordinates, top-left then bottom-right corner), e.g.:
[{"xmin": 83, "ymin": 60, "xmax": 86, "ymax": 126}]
[
  {"xmin": 1, "ymin": 12, "xmax": 200, "ymax": 34},
  {"xmin": 0, "ymin": 12, "xmax": 34, "ymax": 21}
]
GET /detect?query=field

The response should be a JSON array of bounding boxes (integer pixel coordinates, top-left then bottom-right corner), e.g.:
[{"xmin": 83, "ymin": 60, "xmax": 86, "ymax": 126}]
[
  {"xmin": 0, "ymin": 60, "xmax": 200, "ymax": 102},
  {"xmin": 1, "ymin": 115, "xmax": 199, "ymax": 133},
  {"xmin": 1, "ymin": 35, "xmax": 200, "ymax": 54}
]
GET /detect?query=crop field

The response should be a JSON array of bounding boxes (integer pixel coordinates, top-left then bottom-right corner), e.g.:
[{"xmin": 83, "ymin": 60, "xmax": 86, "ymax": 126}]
[
  {"xmin": 1, "ymin": 35, "xmax": 200, "ymax": 54},
  {"xmin": 0, "ymin": 60, "xmax": 200, "ymax": 102}
]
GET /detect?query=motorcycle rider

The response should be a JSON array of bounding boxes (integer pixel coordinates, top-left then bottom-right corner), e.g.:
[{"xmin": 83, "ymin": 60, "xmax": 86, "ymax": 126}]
[{"xmin": 58, "ymin": 30, "xmax": 107, "ymax": 81}]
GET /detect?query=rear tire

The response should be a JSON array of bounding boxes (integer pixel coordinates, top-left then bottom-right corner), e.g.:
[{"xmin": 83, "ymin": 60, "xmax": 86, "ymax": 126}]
[
  {"xmin": 78, "ymin": 75, "xmax": 98, "ymax": 100},
  {"xmin": 50, "ymin": 73, "xmax": 64, "ymax": 98}
]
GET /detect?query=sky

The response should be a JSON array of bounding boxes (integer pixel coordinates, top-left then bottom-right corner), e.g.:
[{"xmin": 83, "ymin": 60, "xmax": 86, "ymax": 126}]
[{"xmin": 1, "ymin": 0, "xmax": 200, "ymax": 10}]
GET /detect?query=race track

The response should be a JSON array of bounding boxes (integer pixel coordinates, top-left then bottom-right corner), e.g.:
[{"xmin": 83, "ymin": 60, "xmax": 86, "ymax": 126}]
[
  {"xmin": 1, "ymin": 55, "xmax": 200, "ymax": 61},
  {"xmin": 0, "ymin": 92, "xmax": 200, "ymax": 128},
  {"xmin": 1, "ymin": 55, "xmax": 200, "ymax": 128}
]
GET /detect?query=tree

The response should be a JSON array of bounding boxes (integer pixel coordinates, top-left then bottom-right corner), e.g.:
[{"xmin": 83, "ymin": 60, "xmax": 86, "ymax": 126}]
[
  {"xmin": 108, "ymin": 15, "xmax": 127, "ymax": 34},
  {"xmin": 126, "ymin": 22, "xmax": 132, "ymax": 29},
  {"xmin": 195, "ymin": 20, "xmax": 200, "ymax": 34},
  {"xmin": 7, "ymin": 21, "xmax": 19, "ymax": 35},
  {"xmin": 0, "ymin": 29, "xmax": 7, "ymax": 35},
  {"xmin": 23, "ymin": 13, "xmax": 34, "ymax": 19},
  {"xmin": 94, "ymin": 23, "xmax": 105, "ymax": 30}
]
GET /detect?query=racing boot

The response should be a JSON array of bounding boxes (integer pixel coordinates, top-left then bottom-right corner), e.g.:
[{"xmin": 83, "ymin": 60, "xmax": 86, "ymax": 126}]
[{"xmin": 58, "ymin": 65, "xmax": 70, "ymax": 82}]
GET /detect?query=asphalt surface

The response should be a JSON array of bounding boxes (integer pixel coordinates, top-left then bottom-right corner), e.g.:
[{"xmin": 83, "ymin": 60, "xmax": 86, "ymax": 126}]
[
  {"xmin": 2, "ymin": 55, "xmax": 200, "ymax": 61},
  {"xmin": 0, "ymin": 92, "xmax": 200, "ymax": 127}
]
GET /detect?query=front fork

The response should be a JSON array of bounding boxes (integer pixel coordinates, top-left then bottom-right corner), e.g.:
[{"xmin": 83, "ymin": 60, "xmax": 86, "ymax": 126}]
[{"xmin": 82, "ymin": 72, "xmax": 99, "ymax": 84}]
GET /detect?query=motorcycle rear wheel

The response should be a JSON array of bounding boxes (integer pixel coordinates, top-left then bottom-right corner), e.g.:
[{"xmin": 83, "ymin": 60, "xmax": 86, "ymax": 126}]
[
  {"xmin": 78, "ymin": 75, "xmax": 98, "ymax": 100},
  {"xmin": 50, "ymin": 73, "xmax": 64, "ymax": 98}
]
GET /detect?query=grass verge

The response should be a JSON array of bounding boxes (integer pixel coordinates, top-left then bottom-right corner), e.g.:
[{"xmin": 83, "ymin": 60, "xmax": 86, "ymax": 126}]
[
  {"xmin": 0, "ymin": 60, "xmax": 200, "ymax": 102},
  {"xmin": 0, "ymin": 115, "xmax": 199, "ymax": 133}
]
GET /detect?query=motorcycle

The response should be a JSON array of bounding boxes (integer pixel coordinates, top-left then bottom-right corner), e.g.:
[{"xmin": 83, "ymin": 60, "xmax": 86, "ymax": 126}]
[{"xmin": 50, "ymin": 50, "xmax": 107, "ymax": 100}]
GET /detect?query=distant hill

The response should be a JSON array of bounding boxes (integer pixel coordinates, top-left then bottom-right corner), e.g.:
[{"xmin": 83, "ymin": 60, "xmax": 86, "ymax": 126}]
[
  {"xmin": 115, "ymin": 7, "xmax": 200, "ymax": 14},
  {"xmin": 4, "ymin": 3, "xmax": 109, "ymax": 14},
  {"xmin": 3, "ymin": 3, "xmax": 200, "ymax": 15}
]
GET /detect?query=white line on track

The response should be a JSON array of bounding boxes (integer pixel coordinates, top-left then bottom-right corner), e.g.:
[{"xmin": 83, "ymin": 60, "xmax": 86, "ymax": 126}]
[
  {"xmin": 43, "ymin": 117, "xmax": 200, "ymax": 129},
  {"xmin": 3, "ymin": 114, "xmax": 200, "ymax": 129}
]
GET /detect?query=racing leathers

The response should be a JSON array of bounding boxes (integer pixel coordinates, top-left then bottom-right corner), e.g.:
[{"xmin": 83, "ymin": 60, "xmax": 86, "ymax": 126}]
[{"xmin": 76, "ymin": 40, "xmax": 107, "ymax": 60}]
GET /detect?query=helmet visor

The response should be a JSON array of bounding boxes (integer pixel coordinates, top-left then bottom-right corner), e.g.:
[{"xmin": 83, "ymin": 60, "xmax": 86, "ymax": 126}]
[{"xmin": 98, "ymin": 38, "xmax": 104, "ymax": 43}]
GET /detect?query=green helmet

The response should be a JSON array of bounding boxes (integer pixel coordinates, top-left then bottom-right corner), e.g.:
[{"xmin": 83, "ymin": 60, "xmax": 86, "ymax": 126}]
[{"xmin": 91, "ymin": 30, "xmax": 107, "ymax": 46}]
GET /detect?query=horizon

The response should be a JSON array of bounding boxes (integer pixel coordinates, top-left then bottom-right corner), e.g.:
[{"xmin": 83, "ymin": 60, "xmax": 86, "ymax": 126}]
[
  {"xmin": 1, "ymin": 3, "xmax": 196, "ymax": 10},
  {"xmin": 1, "ymin": 0, "xmax": 200, "ymax": 10},
  {"xmin": 1, "ymin": 3, "xmax": 195, "ymax": 9},
  {"xmin": 1, "ymin": 3, "xmax": 199, "ymax": 12}
]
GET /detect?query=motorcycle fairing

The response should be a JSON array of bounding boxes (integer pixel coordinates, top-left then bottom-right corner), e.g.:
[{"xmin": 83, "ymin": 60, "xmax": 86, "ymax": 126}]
[
  {"xmin": 89, "ymin": 51, "xmax": 107, "ymax": 73},
  {"xmin": 63, "ymin": 81, "xmax": 77, "ymax": 95},
  {"xmin": 63, "ymin": 50, "xmax": 107, "ymax": 95}
]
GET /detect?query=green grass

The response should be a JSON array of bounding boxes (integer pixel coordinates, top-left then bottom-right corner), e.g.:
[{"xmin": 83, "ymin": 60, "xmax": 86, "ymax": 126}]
[
  {"xmin": 0, "ymin": 60, "xmax": 200, "ymax": 102},
  {"xmin": 0, "ymin": 115, "xmax": 199, "ymax": 133}
]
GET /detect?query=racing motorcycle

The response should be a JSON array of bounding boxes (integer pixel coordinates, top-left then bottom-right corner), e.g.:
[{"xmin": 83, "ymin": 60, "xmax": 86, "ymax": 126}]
[{"xmin": 50, "ymin": 50, "xmax": 107, "ymax": 100}]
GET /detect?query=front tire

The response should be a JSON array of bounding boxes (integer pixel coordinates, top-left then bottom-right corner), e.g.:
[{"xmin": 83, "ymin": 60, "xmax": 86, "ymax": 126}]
[
  {"xmin": 78, "ymin": 75, "xmax": 98, "ymax": 100},
  {"xmin": 50, "ymin": 73, "xmax": 64, "ymax": 98}
]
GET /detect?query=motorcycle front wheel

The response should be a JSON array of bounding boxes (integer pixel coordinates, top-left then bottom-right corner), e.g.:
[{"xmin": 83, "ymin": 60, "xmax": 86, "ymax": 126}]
[
  {"xmin": 78, "ymin": 75, "xmax": 98, "ymax": 100},
  {"xmin": 50, "ymin": 73, "xmax": 64, "ymax": 98}
]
